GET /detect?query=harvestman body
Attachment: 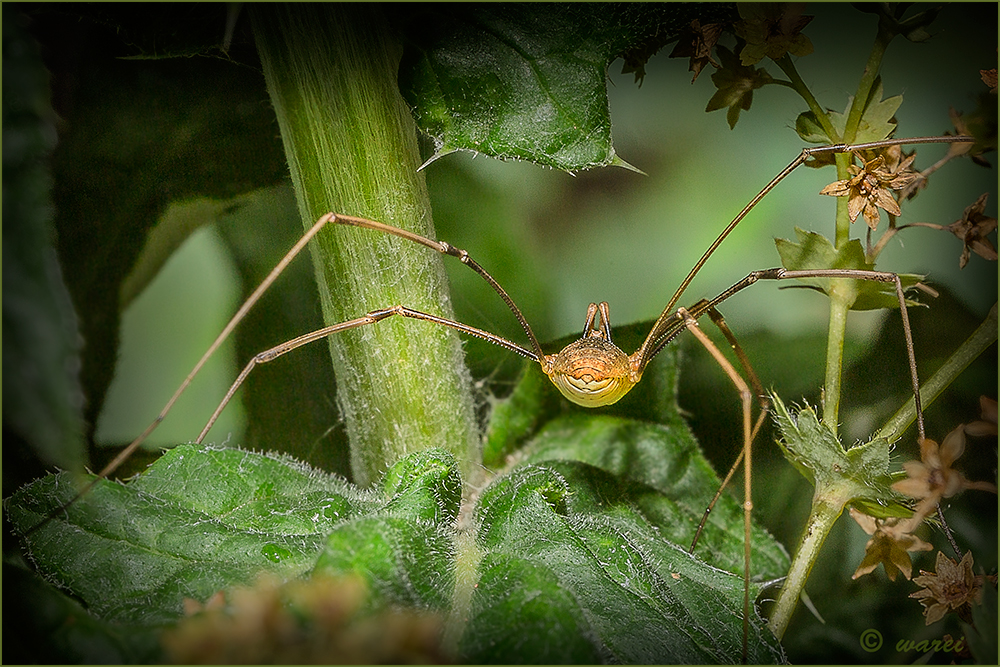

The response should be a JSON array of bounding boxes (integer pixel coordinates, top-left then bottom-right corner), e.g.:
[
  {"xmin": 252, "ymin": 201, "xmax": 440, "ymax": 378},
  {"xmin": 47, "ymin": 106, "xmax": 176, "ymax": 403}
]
[{"xmin": 38, "ymin": 136, "xmax": 967, "ymax": 658}]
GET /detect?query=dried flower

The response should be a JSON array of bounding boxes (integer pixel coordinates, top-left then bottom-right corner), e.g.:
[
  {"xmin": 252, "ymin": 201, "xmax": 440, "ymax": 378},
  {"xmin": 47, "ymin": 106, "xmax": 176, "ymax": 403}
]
[
  {"xmin": 966, "ymin": 396, "xmax": 998, "ymax": 437},
  {"xmin": 850, "ymin": 508, "xmax": 933, "ymax": 581},
  {"xmin": 892, "ymin": 426, "xmax": 998, "ymax": 532},
  {"xmin": 910, "ymin": 551, "xmax": 983, "ymax": 625},
  {"xmin": 946, "ymin": 193, "xmax": 997, "ymax": 268},
  {"xmin": 819, "ymin": 148, "xmax": 920, "ymax": 230},
  {"xmin": 982, "ymin": 68, "xmax": 998, "ymax": 94},
  {"xmin": 706, "ymin": 45, "xmax": 774, "ymax": 129},
  {"xmin": 668, "ymin": 19, "xmax": 724, "ymax": 83},
  {"xmin": 734, "ymin": 3, "xmax": 814, "ymax": 66}
]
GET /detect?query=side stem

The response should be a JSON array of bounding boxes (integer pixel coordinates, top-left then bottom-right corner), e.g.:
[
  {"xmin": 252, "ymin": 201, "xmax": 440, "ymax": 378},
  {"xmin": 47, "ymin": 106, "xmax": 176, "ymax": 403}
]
[{"xmin": 878, "ymin": 302, "xmax": 998, "ymax": 443}]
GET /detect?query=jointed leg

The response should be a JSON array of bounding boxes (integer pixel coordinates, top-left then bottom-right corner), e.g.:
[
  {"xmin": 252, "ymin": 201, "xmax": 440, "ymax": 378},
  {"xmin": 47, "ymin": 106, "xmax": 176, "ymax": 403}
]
[
  {"xmin": 29, "ymin": 212, "xmax": 543, "ymax": 533},
  {"xmin": 676, "ymin": 307, "xmax": 758, "ymax": 664},
  {"xmin": 197, "ymin": 304, "xmax": 536, "ymax": 444},
  {"xmin": 664, "ymin": 267, "xmax": 925, "ymax": 440},
  {"xmin": 676, "ymin": 266, "xmax": 927, "ymax": 661},
  {"xmin": 688, "ymin": 306, "xmax": 771, "ymax": 555}
]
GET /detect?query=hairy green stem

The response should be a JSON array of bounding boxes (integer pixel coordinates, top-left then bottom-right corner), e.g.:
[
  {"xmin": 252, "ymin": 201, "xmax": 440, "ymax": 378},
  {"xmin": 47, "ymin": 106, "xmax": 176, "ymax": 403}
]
[
  {"xmin": 821, "ymin": 281, "xmax": 855, "ymax": 434},
  {"xmin": 768, "ymin": 491, "xmax": 844, "ymax": 639},
  {"xmin": 819, "ymin": 25, "xmax": 895, "ymax": 433},
  {"xmin": 834, "ymin": 25, "xmax": 891, "ymax": 249},
  {"xmin": 251, "ymin": 5, "xmax": 479, "ymax": 485},
  {"xmin": 878, "ymin": 302, "xmax": 999, "ymax": 443},
  {"xmin": 443, "ymin": 528, "xmax": 483, "ymax": 656}
]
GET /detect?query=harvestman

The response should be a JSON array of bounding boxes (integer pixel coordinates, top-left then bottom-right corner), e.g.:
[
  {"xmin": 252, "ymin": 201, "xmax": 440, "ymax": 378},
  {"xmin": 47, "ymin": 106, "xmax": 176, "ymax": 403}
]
[{"xmin": 39, "ymin": 136, "xmax": 969, "ymax": 656}]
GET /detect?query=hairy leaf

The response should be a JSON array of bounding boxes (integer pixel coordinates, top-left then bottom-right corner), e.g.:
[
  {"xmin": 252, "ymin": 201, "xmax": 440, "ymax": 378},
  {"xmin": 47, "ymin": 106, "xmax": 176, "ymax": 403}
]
[
  {"xmin": 8, "ymin": 432, "xmax": 788, "ymax": 663},
  {"xmin": 399, "ymin": 4, "xmax": 734, "ymax": 171},
  {"xmin": 771, "ymin": 395, "xmax": 911, "ymax": 516},
  {"xmin": 463, "ymin": 462, "xmax": 785, "ymax": 663}
]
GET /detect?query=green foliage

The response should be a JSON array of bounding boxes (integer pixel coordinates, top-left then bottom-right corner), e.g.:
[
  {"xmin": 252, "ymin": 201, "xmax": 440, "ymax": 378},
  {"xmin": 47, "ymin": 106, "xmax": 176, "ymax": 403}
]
[
  {"xmin": 2, "ymin": 6, "xmax": 86, "ymax": 478},
  {"xmin": 775, "ymin": 228, "xmax": 924, "ymax": 310},
  {"xmin": 771, "ymin": 396, "xmax": 910, "ymax": 519},
  {"xmin": 3, "ymin": 3, "xmax": 996, "ymax": 665},
  {"xmin": 8, "ymin": 443, "xmax": 785, "ymax": 663},
  {"xmin": 827, "ymin": 79, "xmax": 903, "ymax": 146},
  {"xmin": 400, "ymin": 4, "xmax": 736, "ymax": 170}
]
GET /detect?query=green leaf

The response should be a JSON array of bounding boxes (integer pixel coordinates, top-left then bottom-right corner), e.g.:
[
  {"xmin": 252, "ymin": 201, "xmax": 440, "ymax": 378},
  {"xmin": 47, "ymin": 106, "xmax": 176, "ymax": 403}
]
[
  {"xmin": 462, "ymin": 462, "xmax": 786, "ymax": 663},
  {"xmin": 7, "ymin": 410, "xmax": 791, "ymax": 663},
  {"xmin": 517, "ymin": 415, "xmax": 790, "ymax": 582},
  {"xmin": 827, "ymin": 78, "xmax": 901, "ymax": 144},
  {"xmin": 2, "ymin": 6, "xmax": 86, "ymax": 478},
  {"xmin": 45, "ymin": 27, "xmax": 286, "ymax": 448},
  {"xmin": 5, "ymin": 445, "xmax": 373, "ymax": 626},
  {"xmin": 399, "ymin": 5, "xmax": 728, "ymax": 171},
  {"xmin": 3, "ymin": 563, "xmax": 163, "ymax": 664},
  {"xmin": 794, "ymin": 110, "xmax": 832, "ymax": 144},
  {"xmin": 315, "ymin": 450, "xmax": 462, "ymax": 610},
  {"xmin": 770, "ymin": 395, "xmax": 910, "ymax": 513},
  {"xmin": 962, "ymin": 577, "xmax": 998, "ymax": 664},
  {"xmin": 6, "ymin": 446, "xmax": 465, "ymax": 659},
  {"xmin": 775, "ymin": 228, "xmax": 925, "ymax": 310}
]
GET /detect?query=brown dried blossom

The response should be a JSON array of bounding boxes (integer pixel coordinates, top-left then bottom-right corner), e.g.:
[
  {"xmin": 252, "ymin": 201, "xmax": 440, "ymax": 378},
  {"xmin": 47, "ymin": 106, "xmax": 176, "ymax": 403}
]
[
  {"xmin": 946, "ymin": 193, "xmax": 997, "ymax": 268},
  {"xmin": 668, "ymin": 19, "xmax": 724, "ymax": 83},
  {"xmin": 892, "ymin": 426, "xmax": 998, "ymax": 532},
  {"xmin": 849, "ymin": 508, "xmax": 933, "ymax": 582},
  {"xmin": 981, "ymin": 68, "xmax": 998, "ymax": 94},
  {"xmin": 734, "ymin": 3, "xmax": 814, "ymax": 66},
  {"xmin": 910, "ymin": 551, "xmax": 983, "ymax": 625},
  {"xmin": 163, "ymin": 575, "xmax": 448, "ymax": 664},
  {"xmin": 965, "ymin": 396, "xmax": 998, "ymax": 437},
  {"xmin": 819, "ymin": 147, "xmax": 920, "ymax": 230}
]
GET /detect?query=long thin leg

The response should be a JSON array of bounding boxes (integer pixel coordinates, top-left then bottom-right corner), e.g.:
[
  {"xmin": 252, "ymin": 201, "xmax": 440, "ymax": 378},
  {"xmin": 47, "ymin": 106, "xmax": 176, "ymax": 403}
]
[
  {"xmin": 95, "ymin": 213, "xmax": 339, "ymax": 483},
  {"xmin": 643, "ymin": 267, "xmax": 925, "ymax": 441},
  {"xmin": 671, "ymin": 267, "xmax": 928, "ymax": 661},
  {"xmin": 27, "ymin": 213, "xmax": 341, "ymax": 534},
  {"xmin": 196, "ymin": 305, "xmax": 537, "ymax": 444},
  {"xmin": 688, "ymin": 306, "xmax": 771, "ymax": 554},
  {"xmin": 676, "ymin": 307, "xmax": 756, "ymax": 664},
  {"xmin": 29, "ymin": 212, "xmax": 546, "ymax": 533},
  {"xmin": 636, "ymin": 135, "xmax": 972, "ymax": 369}
]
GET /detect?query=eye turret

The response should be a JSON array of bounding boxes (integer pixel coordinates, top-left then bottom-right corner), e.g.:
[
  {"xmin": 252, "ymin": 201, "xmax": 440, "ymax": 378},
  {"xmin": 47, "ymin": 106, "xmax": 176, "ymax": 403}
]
[{"xmin": 542, "ymin": 302, "xmax": 639, "ymax": 407}]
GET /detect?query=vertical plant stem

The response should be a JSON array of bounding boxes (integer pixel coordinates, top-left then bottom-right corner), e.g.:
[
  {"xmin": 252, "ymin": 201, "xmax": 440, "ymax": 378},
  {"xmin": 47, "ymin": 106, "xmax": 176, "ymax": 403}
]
[
  {"xmin": 820, "ymin": 26, "xmax": 893, "ymax": 432},
  {"xmin": 251, "ymin": 5, "xmax": 479, "ymax": 485},
  {"xmin": 775, "ymin": 55, "xmax": 838, "ymax": 142},
  {"xmin": 835, "ymin": 25, "xmax": 891, "ymax": 247},
  {"xmin": 821, "ymin": 282, "xmax": 854, "ymax": 434},
  {"xmin": 842, "ymin": 26, "xmax": 891, "ymax": 144},
  {"xmin": 768, "ymin": 492, "xmax": 844, "ymax": 640}
]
